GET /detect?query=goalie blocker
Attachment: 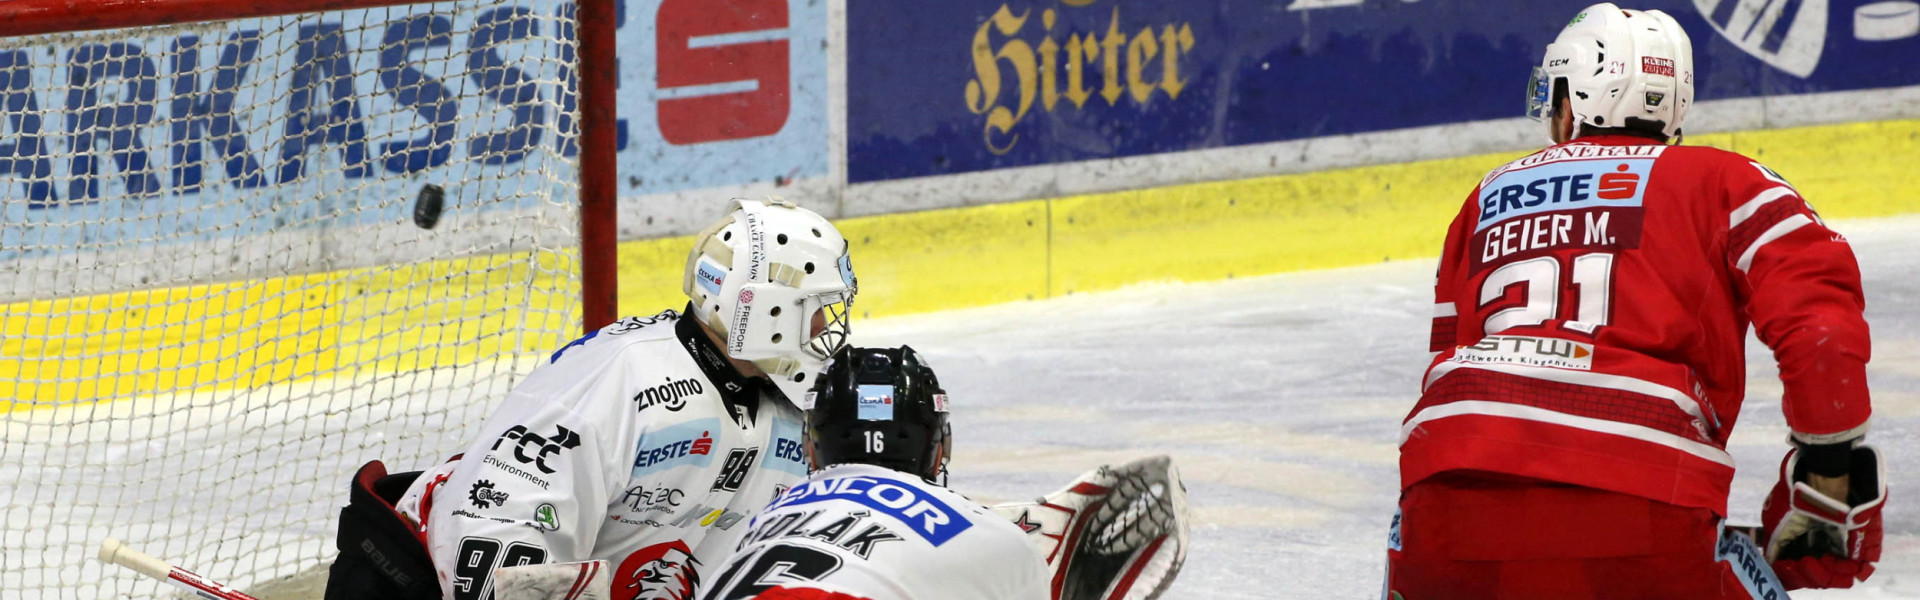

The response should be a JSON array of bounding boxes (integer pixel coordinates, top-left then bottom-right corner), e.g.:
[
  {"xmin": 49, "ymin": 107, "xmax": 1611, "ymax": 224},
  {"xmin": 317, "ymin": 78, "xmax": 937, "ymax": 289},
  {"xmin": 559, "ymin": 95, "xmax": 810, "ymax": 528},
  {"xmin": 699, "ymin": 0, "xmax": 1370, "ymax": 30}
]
[{"xmin": 326, "ymin": 460, "xmax": 440, "ymax": 600}]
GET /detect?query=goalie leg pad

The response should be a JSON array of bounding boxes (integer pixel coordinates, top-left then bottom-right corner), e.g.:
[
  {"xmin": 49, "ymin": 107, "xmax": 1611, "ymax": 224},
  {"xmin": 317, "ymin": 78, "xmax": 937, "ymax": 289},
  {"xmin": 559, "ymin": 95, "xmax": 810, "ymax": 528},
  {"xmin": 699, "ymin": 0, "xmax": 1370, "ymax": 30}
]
[{"xmin": 325, "ymin": 460, "xmax": 441, "ymax": 600}]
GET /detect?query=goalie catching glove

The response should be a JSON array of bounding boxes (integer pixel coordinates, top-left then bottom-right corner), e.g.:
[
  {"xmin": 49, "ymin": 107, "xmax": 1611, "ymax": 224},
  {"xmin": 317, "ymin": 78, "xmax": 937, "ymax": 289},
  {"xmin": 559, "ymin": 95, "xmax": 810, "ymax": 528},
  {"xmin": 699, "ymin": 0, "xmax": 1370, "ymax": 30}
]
[
  {"xmin": 1760, "ymin": 443, "xmax": 1886, "ymax": 590},
  {"xmin": 991, "ymin": 455, "xmax": 1191, "ymax": 600}
]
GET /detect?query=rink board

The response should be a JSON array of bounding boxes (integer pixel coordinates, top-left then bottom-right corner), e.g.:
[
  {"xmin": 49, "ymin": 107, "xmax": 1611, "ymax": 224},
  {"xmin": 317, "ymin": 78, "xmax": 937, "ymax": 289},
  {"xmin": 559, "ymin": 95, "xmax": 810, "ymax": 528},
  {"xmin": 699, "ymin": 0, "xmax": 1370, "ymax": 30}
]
[{"xmin": 8, "ymin": 116, "xmax": 1919, "ymax": 409}]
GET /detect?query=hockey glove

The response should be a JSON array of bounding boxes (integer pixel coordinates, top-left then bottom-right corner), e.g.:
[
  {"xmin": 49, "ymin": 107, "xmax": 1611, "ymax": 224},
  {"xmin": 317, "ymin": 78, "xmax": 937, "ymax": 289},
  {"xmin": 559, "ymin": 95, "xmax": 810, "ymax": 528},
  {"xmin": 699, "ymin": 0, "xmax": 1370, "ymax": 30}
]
[
  {"xmin": 1760, "ymin": 444, "xmax": 1886, "ymax": 590},
  {"xmin": 990, "ymin": 455, "xmax": 1191, "ymax": 600},
  {"xmin": 325, "ymin": 461, "xmax": 440, "ymax": 600}
]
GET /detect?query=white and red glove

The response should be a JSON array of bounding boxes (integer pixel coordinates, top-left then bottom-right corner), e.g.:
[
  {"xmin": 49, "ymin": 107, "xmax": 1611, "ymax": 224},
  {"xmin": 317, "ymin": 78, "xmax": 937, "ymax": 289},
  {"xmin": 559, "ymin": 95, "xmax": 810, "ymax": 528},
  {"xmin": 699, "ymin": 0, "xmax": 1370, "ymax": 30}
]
[
  {"xmin": 1759, "ymin": 444, "xmax": 1886, "ymax": 590},
  {"xmin": 991, "ymin": 455, "xmax": 1191, "ymax": 600}
]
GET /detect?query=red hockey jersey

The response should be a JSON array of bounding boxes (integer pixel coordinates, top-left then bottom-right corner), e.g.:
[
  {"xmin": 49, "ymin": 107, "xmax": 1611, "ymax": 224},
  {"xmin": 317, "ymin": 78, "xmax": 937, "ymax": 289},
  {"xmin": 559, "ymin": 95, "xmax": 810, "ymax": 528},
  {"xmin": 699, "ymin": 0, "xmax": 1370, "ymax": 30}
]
[{"xmin": 1400, "ymin": 135, "xmax": 1872, "ymax": 515}]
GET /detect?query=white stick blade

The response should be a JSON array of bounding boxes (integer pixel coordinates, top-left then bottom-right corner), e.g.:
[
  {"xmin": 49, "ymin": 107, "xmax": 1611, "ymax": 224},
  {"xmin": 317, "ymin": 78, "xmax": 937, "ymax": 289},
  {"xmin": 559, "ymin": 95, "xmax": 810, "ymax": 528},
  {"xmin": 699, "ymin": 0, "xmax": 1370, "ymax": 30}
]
[{"xmin": 98, "ymin": 537, "xmax": 174, "ymax": 581}]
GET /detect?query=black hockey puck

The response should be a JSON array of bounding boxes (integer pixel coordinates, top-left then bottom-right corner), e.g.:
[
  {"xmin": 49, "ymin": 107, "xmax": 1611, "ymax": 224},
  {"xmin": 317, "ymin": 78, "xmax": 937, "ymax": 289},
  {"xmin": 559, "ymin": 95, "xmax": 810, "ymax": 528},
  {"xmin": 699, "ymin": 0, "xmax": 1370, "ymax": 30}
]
[{"xmin": 414, "ymin": 184, "xmax": 445, "ymax": 229}]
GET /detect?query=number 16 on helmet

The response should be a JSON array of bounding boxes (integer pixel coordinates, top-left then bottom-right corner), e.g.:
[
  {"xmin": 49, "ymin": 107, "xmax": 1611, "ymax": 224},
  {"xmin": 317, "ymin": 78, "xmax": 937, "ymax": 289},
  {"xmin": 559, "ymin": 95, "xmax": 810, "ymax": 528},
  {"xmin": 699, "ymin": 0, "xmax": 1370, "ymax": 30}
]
[{"xmin": 804, "ymin": 346, "xmax": 951, "ymax": 483}]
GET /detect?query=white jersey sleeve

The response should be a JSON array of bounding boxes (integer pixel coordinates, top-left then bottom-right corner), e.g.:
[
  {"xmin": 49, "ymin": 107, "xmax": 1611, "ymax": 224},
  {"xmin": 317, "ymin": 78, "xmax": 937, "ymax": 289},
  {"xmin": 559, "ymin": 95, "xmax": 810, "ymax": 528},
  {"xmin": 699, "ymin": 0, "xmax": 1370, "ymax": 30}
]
[
  {"xmin": 397, "ymin": 311, "xmax": 812, "ymax": 600},
  {"xmin": 698, "ymin": 464, "xmax": 1049, "ymax": 600},
  {"xmin": 420, "ymin": 392, "xmax": 617, "ymax": 600}
]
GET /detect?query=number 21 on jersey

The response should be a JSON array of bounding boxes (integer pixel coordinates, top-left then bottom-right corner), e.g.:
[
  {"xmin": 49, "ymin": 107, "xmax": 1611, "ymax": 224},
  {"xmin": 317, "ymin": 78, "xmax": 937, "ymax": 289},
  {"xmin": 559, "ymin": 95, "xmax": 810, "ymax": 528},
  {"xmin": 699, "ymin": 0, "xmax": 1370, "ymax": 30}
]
[{"xmin": 1479, "ymin": 252, "xmax": 1615, "ymax": 336}]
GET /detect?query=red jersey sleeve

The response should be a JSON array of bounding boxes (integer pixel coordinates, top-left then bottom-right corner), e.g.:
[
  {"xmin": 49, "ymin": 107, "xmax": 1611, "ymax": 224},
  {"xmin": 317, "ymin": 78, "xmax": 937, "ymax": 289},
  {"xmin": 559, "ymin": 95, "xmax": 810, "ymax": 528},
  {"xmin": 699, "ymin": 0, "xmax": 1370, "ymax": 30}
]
[
  {"xmin": 1721, "ymin": 159, "xmax": 1872, "ymax": 442},
  {"xmin": 1429, "ymin": 195, "xmax": 1476, "ymax": 353}
]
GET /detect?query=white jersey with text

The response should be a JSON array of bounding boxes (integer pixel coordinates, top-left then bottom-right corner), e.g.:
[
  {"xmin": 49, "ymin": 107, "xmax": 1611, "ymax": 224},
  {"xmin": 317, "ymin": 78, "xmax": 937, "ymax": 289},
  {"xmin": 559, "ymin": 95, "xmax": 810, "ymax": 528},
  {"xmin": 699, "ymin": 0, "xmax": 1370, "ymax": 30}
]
[
  {"xmin": 698, "ymin": 464, "xmax": 1049, "ymax": 600},
  {"xmin": 394, "ymin": 309, "xmax": 812, "ymax": 600}
]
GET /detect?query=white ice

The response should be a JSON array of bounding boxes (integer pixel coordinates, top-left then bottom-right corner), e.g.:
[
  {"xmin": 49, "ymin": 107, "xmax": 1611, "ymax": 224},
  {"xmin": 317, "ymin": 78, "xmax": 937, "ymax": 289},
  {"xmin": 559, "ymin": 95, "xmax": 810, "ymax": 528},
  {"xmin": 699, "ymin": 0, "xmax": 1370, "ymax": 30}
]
[{"xmin": 10, "ymin": 214, "xmax": 1919, "ymax": 599}]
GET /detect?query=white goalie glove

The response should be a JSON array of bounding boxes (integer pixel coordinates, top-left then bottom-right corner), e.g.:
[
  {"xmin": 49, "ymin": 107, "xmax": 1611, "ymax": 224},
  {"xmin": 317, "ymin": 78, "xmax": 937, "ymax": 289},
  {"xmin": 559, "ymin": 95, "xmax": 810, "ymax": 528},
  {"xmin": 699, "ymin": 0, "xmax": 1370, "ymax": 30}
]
[{"xmin": 991, "ymin": 455, "xmax": 1191, "ymax": 600}]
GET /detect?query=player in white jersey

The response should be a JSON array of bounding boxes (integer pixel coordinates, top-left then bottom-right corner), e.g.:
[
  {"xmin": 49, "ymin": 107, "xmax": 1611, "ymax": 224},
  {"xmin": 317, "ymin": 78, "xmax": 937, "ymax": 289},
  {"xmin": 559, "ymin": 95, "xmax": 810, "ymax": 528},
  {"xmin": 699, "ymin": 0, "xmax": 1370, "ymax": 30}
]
[
  {"xmin": 448, "ymin": 348, "xmax": 1190, "ymax": 600},
  {"xmin": 698, "ymin": 346, "xmax": 1050, "ymax": 600},
  {"xmin": 323, "ymin": 198, "xmax": 858, "ymax": 600}
]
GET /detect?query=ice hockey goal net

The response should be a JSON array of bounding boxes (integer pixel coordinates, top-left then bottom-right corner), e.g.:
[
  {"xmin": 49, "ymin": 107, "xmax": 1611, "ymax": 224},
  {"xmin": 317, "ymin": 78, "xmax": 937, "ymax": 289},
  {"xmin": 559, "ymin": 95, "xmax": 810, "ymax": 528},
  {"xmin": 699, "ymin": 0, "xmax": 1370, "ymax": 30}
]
[{"xmin": 0, "ymin": 0, "xmax": 617, "ymax": 597}]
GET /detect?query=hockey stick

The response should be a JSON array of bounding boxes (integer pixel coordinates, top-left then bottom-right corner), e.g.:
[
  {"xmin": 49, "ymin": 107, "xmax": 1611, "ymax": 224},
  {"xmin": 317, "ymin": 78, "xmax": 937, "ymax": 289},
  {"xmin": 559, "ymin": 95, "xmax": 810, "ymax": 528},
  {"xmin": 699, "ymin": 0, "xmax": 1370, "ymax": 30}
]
[{"xmin": 98, "ymin": 538, "xmax": 262, "ymax": 600}]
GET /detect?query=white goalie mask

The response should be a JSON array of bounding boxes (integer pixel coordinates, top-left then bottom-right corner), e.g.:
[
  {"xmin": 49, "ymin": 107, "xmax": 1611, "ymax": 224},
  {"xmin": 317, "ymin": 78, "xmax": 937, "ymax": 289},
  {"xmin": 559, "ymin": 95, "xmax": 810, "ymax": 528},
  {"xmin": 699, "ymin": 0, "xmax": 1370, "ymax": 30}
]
[
  {"xmin": 1528, "ymin": 3, "xmax": 1694, "ymax": 141},
  {"xmin": 684, "ymin": 198, "xmax": 856, "ymax": 404}
]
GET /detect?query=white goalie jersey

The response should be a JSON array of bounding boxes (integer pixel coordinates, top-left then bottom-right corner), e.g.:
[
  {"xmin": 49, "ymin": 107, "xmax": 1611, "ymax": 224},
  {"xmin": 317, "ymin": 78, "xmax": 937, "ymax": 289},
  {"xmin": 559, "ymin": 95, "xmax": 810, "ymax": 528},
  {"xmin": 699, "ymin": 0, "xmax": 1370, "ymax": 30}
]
[
  {"xmin": 394, "ymin": 309, "xmax": 811, "ymax": 600},
  {"xmin": 697, "ymin": 463, "xmax": 1050, "ymax": 600}
]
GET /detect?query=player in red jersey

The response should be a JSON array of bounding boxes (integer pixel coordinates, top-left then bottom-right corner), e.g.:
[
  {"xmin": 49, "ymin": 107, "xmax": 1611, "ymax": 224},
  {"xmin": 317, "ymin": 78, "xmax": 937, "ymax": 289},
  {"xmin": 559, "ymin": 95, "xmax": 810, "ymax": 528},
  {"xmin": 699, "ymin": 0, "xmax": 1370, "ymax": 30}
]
[{"xmin": 1384, "ymin": 4, "xmax": 1885, "ymax": 598}]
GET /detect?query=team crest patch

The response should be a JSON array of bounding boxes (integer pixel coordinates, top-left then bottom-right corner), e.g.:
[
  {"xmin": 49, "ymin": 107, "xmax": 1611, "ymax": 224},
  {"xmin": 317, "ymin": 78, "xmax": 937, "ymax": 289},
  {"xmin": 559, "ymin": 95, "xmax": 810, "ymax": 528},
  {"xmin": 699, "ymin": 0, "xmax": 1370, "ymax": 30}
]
[{"xmin": 615, "ymin": 540, "xmax": 701, "ymax": 600}]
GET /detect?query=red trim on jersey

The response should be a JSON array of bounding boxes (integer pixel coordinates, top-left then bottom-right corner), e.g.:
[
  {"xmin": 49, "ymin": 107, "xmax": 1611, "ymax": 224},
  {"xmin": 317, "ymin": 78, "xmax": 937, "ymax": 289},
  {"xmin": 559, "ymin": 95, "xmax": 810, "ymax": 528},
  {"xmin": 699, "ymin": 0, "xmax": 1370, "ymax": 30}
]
[
  {"xmin": 1429, "ymin": 317, "xmax": 1459, "ymax": 354},
  {"xmin": 413, "ymin": 454, "xmax": 461, "ymax": 548},
  {"xmin": 1402, "ymin": 410, "xmax": 1734, "ymax": 513},
  {"xmin": 750, "ymin": 587, "xmax": 873, "ymax": 600},
  {"xmin": 1414, "ymin": 368, "xmax": 1712, "ymax": 445}
]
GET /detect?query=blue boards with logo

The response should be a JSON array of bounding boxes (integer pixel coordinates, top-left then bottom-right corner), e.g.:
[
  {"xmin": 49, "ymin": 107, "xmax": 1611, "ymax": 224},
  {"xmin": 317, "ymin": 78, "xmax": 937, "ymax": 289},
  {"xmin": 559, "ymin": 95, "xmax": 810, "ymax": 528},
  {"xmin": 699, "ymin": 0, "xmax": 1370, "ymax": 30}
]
[{"xmin": 847, "ymin": 0, "xmax": 1920, "ymax": 183}]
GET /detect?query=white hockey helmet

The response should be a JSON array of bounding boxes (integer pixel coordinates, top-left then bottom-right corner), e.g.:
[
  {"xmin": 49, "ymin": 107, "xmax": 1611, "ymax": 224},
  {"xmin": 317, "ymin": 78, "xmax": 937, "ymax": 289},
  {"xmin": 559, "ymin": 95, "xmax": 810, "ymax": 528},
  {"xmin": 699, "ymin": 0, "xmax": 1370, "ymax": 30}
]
[
  {"xmin": 684, "ymin": 197, "xmax": 857, "ymax": 403},
  {"xmin": 1528, "ymin": 3, "xmax": 1694, "ymax": 141}
]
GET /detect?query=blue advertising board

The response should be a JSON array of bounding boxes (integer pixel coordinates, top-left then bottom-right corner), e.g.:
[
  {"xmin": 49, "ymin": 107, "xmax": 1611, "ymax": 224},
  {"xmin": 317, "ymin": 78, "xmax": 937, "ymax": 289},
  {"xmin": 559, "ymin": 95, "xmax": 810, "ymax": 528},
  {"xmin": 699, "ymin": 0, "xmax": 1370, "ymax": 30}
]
[
  {"xmin": 847, "ymin": 0, "xmax": 1920, "ymax": 183},
  {"xmin": 0, "ymin": 0, "xmax": 825, "ymax": 262}
]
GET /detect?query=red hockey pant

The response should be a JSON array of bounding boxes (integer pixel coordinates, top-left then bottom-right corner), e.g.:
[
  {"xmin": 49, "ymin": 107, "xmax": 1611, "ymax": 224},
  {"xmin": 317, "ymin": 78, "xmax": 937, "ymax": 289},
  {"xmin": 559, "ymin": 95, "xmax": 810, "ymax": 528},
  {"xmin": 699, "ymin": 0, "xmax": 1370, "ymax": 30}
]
[{"xmin": 1385, "ymin": 473, "xmax": 1763, "ymax": 600}]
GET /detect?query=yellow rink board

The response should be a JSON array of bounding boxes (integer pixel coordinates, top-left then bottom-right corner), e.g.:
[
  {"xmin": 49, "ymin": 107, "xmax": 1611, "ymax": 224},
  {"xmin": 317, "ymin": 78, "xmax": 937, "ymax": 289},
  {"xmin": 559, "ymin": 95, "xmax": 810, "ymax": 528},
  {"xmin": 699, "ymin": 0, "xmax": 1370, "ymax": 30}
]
[
  {"xmin": 8, "ymin": 118, "xmax": 1920, "ymax": 409},
  {"xmin": 0, "ymin": 255, "xmax": 579, "ymax": 409}
]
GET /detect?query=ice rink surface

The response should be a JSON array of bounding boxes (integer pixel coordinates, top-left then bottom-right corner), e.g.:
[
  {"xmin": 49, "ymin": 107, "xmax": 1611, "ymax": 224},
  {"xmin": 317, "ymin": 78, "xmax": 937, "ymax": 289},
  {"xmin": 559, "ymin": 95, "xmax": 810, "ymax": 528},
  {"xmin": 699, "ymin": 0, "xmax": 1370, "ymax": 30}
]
[
  {"xmin": 858, "ymin": 214, "xmax": 1920, "ymax": 599},
  {"xmin": 12, "ymin": 215, "xmax": 1916, "ymax": 599}
]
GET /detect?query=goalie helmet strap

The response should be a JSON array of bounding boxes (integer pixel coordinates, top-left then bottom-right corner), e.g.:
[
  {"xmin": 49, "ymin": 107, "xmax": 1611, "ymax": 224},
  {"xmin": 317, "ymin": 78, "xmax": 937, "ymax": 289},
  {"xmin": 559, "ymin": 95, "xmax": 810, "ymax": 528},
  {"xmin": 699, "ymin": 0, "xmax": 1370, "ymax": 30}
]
[{"xmin": 675, "ymin": 307, "xmax": 765, "ymax": 425}]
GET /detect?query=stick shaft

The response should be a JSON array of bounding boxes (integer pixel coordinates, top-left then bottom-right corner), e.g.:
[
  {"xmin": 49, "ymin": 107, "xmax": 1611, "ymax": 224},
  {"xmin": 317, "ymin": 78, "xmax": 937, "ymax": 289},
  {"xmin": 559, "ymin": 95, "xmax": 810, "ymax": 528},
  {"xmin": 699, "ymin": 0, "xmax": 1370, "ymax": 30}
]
[{"xmin": 99, "ymin": 538, "xmax": 262, "ymax": 600}]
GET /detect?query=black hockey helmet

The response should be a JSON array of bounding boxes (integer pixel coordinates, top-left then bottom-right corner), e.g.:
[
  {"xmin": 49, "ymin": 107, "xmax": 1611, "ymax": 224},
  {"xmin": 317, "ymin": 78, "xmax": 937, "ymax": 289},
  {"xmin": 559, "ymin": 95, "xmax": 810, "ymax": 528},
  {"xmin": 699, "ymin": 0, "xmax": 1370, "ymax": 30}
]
[{"xmin": 805, "ymin": 345, "xmax": 950, "ymax": 482}]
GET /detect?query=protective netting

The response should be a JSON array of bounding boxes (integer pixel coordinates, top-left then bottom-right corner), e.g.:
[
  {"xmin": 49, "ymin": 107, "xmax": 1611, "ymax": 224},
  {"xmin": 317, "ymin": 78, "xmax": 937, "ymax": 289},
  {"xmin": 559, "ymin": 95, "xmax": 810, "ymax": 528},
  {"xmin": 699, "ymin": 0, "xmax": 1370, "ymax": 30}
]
[{"xmin": 0, "ymin": 3, "xmax": 588, "ymax": 598}]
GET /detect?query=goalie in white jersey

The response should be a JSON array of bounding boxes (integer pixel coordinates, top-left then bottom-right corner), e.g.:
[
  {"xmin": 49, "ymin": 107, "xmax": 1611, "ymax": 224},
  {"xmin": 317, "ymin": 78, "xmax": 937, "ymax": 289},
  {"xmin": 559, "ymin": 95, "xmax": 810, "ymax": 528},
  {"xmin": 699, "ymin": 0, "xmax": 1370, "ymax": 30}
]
[
  {"xmin": 323, "ymin": 198, "xmax": 857, "ymax": 600},
  {"xmin": 697, "ymin": 346, "xmax": 1050, "ymax": 600}
]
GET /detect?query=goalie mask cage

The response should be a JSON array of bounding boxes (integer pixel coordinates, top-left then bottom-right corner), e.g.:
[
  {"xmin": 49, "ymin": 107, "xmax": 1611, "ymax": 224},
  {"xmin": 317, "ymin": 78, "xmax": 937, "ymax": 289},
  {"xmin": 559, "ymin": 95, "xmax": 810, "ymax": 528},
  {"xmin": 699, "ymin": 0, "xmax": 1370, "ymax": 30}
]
[{"xmin": 0, "ymin": 0, "xmax": 619, "ymax": 597}]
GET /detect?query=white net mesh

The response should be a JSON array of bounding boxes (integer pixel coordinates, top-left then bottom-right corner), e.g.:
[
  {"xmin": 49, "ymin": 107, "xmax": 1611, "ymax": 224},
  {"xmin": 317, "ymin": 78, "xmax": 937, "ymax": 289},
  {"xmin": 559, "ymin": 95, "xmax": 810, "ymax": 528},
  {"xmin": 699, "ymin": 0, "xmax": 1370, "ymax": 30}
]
[{"xmin": 0, "ymin": 3, "xmax": 587, "ymax": 598}]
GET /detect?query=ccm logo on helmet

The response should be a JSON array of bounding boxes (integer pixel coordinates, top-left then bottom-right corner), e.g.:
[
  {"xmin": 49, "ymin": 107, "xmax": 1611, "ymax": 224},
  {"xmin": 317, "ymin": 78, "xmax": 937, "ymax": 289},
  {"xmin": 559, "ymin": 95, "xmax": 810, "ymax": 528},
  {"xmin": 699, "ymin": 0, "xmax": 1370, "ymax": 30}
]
[{"xmin": 768, "ymin": 475, "xmax": 975, "ymax": 545}]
